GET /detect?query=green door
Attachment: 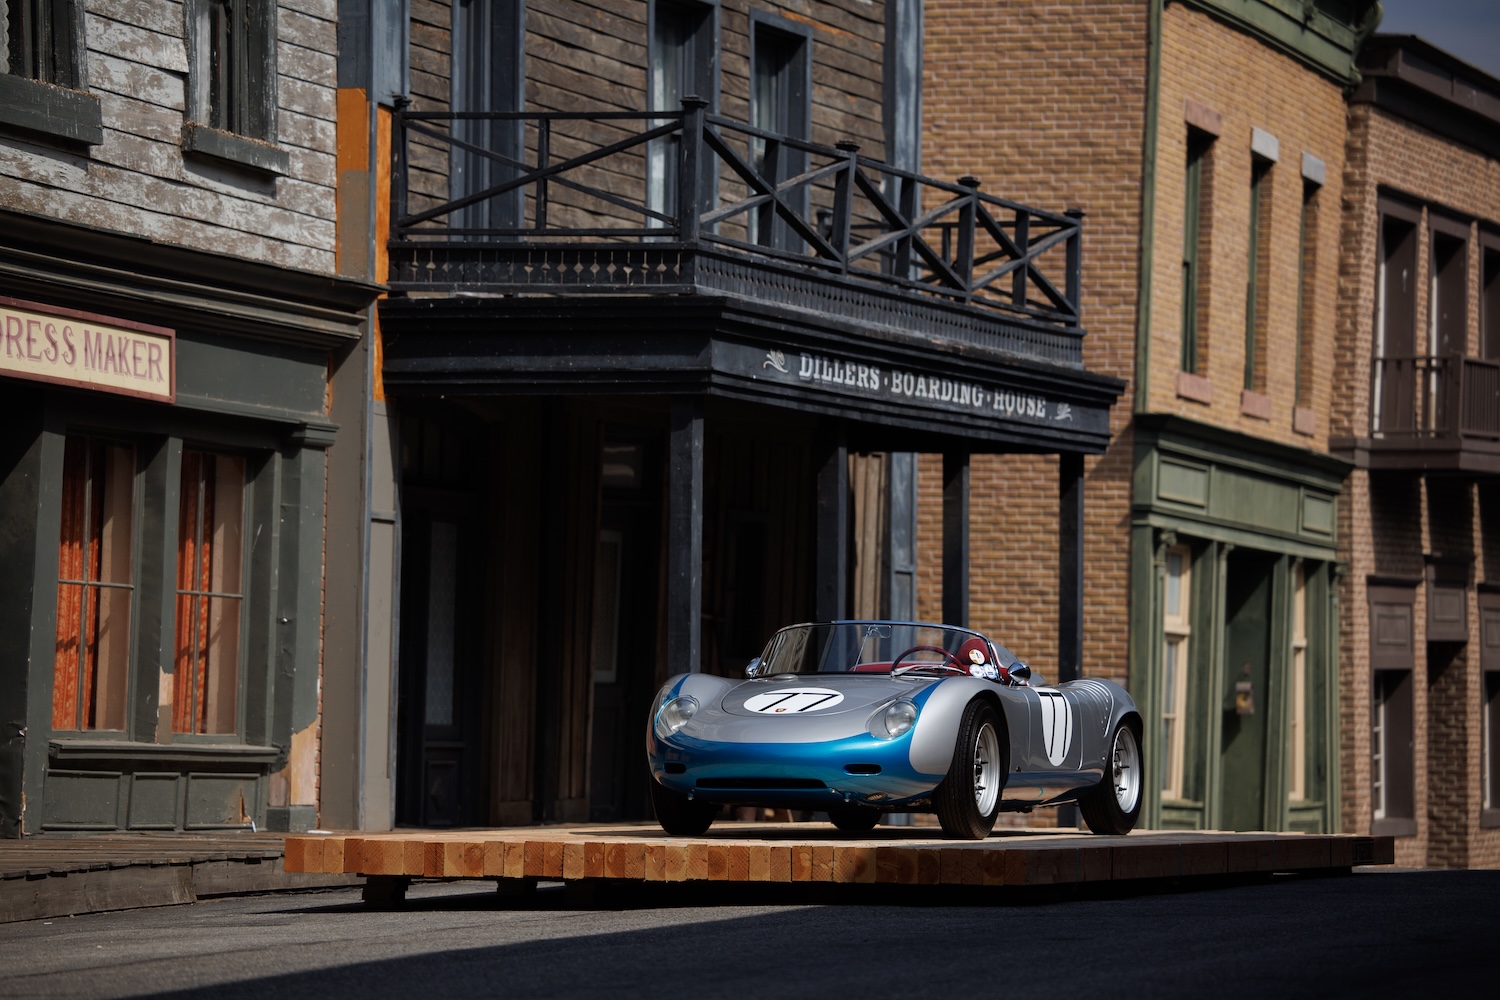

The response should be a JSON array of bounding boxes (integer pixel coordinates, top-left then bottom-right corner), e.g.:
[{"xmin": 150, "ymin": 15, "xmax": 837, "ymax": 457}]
[{"xmin": 1220, "ymin": 550, "xmax": 1274, "ymax": 831}]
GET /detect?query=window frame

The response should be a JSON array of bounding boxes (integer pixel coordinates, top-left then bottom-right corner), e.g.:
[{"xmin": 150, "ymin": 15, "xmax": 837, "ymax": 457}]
[
  {"xmin": 647, "ymin": 0, "xmax": 719, "ymax": 226},
  {"xmin": 1367, "ymin": 583, "xmax": 1417, "ymax": 837},
  {"xmin": 1288, "ymin": 562, "xmax": 1308, "ymax": 802},
  {"xmin": 1244, "ymin": 155, "xmax": 1273, "ymax": 393},
  {"xmin": 449, "ymin": 0, "xmax": 525, "ymax": 235},
  {"xmin": 1181, "ymin": 128, "xmax": 1215, "ymax": 374},
  {"xmin": 1294, "ymin": 178, "xmax": 1321, "ymax": 409},
  {"xmin": 748, "ymin": 10, "xmax": 812, "ymax": 252},
  {"xmin": 0, "ymin": 0, "xmax": 101, "ymax": 145},
  {"xmin": 1372, "ymin": 198, "xmax": 1422, "ymax": 435},
  {"xmin": 183, "ymin": 0, "xmax": 287, "ymax": 175},
  {"xmin": 1160, "ymin": 543, "xmax": 1192, "ymax": 801}
]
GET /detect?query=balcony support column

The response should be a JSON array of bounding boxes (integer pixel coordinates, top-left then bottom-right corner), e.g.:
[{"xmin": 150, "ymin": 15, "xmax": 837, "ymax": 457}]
[
  {"xmin": 816, "ymin": 422, "xmax": 849, "ymax": 622},
  {"xmin": 667, "ymin": 398, "xmax": 704, "ymax": 674},
  {"xmin": 943, "ymin": 451, "xmax": 969, "ymax": 628}
]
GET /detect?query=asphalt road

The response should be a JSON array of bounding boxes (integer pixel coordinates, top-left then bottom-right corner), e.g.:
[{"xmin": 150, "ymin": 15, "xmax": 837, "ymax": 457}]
[{"xmin": 0, "ymin": 869, "xmax": 1493, "ymax": 999}]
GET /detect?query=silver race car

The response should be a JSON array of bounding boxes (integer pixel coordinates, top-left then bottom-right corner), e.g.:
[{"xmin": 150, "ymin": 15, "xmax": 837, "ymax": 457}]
[{"xmin": 646, "ymin": 621, "xmax": 1142, "ymax": 839}]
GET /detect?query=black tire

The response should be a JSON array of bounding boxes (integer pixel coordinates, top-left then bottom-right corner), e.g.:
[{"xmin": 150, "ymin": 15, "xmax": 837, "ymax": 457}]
[
  {"xmin": 649, "ymin": 776, "xmax": 719, "ymax": 836},
  {"xmin": 1080, "ymin": 718, "xmax": 1143, "ymax": 835},
  {"xmin": 933, "ymin": 700, "xmax": 1006, "ymax": 840},
  {"xmin": 828, "ymin": 805, "xmax": 881, "ymax": 834}
]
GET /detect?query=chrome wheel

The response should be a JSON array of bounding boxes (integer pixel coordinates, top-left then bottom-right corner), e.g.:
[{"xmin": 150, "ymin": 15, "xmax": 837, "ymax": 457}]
[
  {"xmin": 972, "ymin": 721, "xmax": 1001, "ymax": 816},
  {"xmin": 1111, "ymin": 724, "xmax": 1141, "ymax": 814}
]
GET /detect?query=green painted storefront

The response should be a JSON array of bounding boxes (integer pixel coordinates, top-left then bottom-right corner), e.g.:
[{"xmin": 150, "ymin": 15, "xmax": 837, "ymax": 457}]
[{"xmin": 1130, "ymin": 415, "xmax": 1349, "ymax": 833}]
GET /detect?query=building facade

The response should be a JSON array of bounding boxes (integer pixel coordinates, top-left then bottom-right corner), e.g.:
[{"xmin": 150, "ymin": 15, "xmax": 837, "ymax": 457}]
[
  {"xmin": 0, "ymin": 1, "xmax": 375, "ymax": 835},
  {"xmin": 921, "ymin": 0, "xmax": 1382, "ymax": 834},
  {"xmin": 1333, "ymin": 35, "xmax": 1500, "ymax": 868},
  {"xmin": 326, "ymin": 0, "xmax": 1125, "ymax": 828}
]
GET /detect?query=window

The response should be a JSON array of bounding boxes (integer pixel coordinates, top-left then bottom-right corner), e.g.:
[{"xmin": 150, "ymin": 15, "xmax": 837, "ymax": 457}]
[
  {"xmin": 1485, "ymin": 671, "xmax": 1500, "ymax": 818},
  {"xmin": 52, "ymin": 437, "xmax": 136, "ymax": 732},
  {"xmin": 749, "ymin": 16, "xmax": 810, "ymax": 251},
  {"xmin": 1181, "ymin": 129, "xmax": 1214, "ymax": 373},
  {"xmin": 1371, "ymin": 669, "xmax": 1414, "ymax": 831},
  {"xmin": 173, "ymin": 451, "xmax": 246, "ymax": 735},
  {"xmin": 185, "ymin": 0, "xmax": 285, "ymax": 172},
  {"xmin": 1294, "ymin": 180, "xmax": 1320, "ymax": 408},
  {"xmin": 1244, "ymin": 157, "xmax": 1272, "ymax": 393},
  {"xmin": 1482, "ymin": 235, "xmax": 1500, "ymax": 361},
  {"xmin": 0, "ymin": 0, "xmax": 100, "ymax": 145},
  {"xmin": 1160, "ymin": 544, "xmax": 1191, "ymax": 800},
  {"xmin": 1288, "ymin": 563, "xmax": 1308, "ymax": 802},
  {"xmin": 648, "ymin": 0, "xmax": 717, "ymax": 224},
  {"xmin": 1429, "ymin": 221, "xmax": 1468, "ymax": 359},
  {"xmin": 1373, "ymin": 205, "xmax": 1419, "ymax": 433},
  {"xmin": 3, "ymin": 0, "xmax": 78, "ymax": 84},
  {"xmin": 450, "ymin": 0, "xmax": 524, "ymax": 233}
]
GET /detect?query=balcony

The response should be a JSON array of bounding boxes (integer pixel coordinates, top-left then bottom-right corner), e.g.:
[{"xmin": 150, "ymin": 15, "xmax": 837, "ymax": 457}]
[
  {"xmin": 387, "ymin": 102, "xmax": 1087, "ymax": 370},
  {"xmin": 1355, "ymin": 355, "xmax": 1500, "ymax": 473}
]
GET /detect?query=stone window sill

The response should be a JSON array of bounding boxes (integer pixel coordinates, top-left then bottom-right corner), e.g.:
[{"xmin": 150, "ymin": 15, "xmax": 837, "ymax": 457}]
[
  {"xmin": 182, "ymin": 122, "xmax": 289, "ymax": 176},
  {"xmin": 1240, "ymin": 388, "xmax": 1271, "ymax": 421},
  {"xmin": 1293, "ymin": 405, "xmax": 1317, "ymax": 436},
  {"xmin": 1370, "ymin": 816, "xmax": 1417, "ymax": 838},
  {"xmin": 1176, "ymin": 370, "xmax": 1213, "ymax": 404}
]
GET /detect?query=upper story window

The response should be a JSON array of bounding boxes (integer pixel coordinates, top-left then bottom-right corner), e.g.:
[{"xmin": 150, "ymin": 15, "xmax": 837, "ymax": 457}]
[
  {"xmin": 1372, "ymin": 200, "xmax": 1420, "ymax": 434},
  {"xmin": 1295, "ymin": 177, "xmax": 1321, "ymax": 409},
  {"xmin": 0, "ymin": 0, "xmax": 101, "ymax": 145},
  {"xmin": 1428, "ymin": 216, "xmax": 1468, "ymax": 359},
  {"xmin": 1244, "ymin": 154, "xmax": 1273, "ymax": 393},
  {"xmin": 184, "ymin": 0, "xmax": 287, "ymax": 173},
  {"xmin": 648, "ymin": 0, "xmax": 717, "ymax": 223},
  {"xmin": 1181, "ymin": 128, "xmax": 1215, "ymax": 374},
  {"xmin": 450, "ymin": 0, "xmax": 524, "ymax": 233},
  {"xmin": 1482, "ymin": 234, "xmax": 1500, "ymax": 361},
  {"xmin": 749, "ymin": 14, "xmax": 810, "ymax": 251}
]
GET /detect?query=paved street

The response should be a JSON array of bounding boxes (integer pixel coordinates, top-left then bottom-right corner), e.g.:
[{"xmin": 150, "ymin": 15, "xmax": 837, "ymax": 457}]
[{"xmin": 1, "ymin": 869, "xmax": 1493, "ymax": 999}]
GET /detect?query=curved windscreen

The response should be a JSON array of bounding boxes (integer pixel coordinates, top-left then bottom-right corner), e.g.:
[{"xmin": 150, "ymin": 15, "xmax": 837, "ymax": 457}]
[{"xmin": 753, "ymin": 622, "xmax": 1019, "ymax": 676}]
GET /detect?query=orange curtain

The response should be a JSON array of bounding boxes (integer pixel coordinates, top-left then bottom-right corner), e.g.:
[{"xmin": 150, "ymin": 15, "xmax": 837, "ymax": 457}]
[
  {"xmin": 173, "ymin": 452, "xmax": 215, "ymax": 734},
  {"xmin": 52, "ymin": 440, "xmax": 88, "ymax": 731}
]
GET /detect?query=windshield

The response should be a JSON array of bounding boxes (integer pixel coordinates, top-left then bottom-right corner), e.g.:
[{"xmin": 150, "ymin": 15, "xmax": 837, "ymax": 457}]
[{"xmin": 754, "ymin": 622, "xmax": 1018, "ymax": 675}]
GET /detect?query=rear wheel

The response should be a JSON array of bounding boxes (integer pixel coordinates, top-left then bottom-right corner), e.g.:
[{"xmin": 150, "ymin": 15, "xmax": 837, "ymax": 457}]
[
  {"xmin": 828, "ymin": 806, "xmax": 881, "ymax": 834},
  {"xmin": 934, "ymin": 700, "xmax": 1006, "ymax": 840},
  {"xmin": 1080, "ymin": 718, "xmax": 1143, "ymax": 835},
  {"xmin": 649, "ymin": 776, "xmax": 718, "ymax": 836}
]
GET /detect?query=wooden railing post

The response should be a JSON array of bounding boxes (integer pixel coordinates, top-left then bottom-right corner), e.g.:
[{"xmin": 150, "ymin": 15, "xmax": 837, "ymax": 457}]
[
  {"xmin": 679, "ymin": 96, "xmax": 708, "ymax": 243},
  {"xmin": 957, "ymin": 176, "xmax": 979, "ymax": 301},
  {"xmin": 832, "ymin": 140, "xmax": 859, "ymax": 273},
  {"xmin": 1066, "ymin": 207, "xmax": 1085, "ymax": 324},
  {"xmin": 1012, "ymin": 209, "xmax": 1030, "ymax": 311},
  {"xmin": 536, "ymin": 117, "xmax": 551, "ymax": 232},
  {"xmin": 894, "ymin": 175, "xmax": 918, "ymax": 278}
]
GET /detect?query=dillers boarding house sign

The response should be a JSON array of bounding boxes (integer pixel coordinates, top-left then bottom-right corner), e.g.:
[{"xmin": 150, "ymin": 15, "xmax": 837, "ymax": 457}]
[
  {"xmin": 0, "ymin": 297, "xmax": 175, "ymax": 403},
  {"xmin": 753, "ymin": 347, "xmax": 1094, "ymax": 431}
]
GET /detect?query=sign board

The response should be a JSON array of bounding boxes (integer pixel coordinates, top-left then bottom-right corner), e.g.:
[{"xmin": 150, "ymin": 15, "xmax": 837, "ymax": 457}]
[{"xmin": 0, "ymin": 297, "xmax": 175, "ymax": 403}]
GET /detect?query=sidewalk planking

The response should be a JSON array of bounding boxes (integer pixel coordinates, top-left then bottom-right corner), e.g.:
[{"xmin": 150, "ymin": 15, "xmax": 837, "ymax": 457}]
[
  {"xmin": 285, "ymin": 823, "xmax": 1395, "ymax": 890},
  {"xmin": 1, "ymin": 834, "xmax": 359, "ymax": 924}
]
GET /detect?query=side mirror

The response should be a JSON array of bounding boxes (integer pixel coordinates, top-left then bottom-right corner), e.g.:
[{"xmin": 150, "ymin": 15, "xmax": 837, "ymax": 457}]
[
  {"xmin": 746, "ymin": 657, "xmax": 767, "ymax": 678},
  {"xmin": 1008, "ymin": 662, "xmax": 1033, "ymax": 685}
]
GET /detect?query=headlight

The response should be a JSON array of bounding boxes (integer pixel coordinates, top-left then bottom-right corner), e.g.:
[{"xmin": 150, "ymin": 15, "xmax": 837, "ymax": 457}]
[
  {"xmin": 655, "ymin": 695, "xmax": 700, "ymax": 739},
  {"xmin": 870, "ymin": 699, "xmax": 917, "ymax": 739}
]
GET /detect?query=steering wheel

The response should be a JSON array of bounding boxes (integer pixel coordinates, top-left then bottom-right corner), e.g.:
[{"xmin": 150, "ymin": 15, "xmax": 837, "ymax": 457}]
[{"xmin": 890, "ymin": 645, "xmax": 968, "ymax": 675}]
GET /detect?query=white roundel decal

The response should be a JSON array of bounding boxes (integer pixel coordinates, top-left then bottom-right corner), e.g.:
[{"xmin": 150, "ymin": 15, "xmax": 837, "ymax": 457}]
[
  {"xmin": 745, "ymin": 688, "xmax": 845, "ymax": 714},
  {"xmin": 1037, "ymin": 688, "xmax": 1074, "ymax": 766}
]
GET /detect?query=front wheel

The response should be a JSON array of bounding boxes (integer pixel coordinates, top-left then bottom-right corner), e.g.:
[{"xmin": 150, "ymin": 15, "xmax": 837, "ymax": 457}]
[
  {"xmin": 649, "ymin": 775, "xmax": 718, "ymax": 836},
  {"xmin": 933, "ymin": 700, "xmax": 1006, "ymax": 840},
  {"xmin": 1080, "ymin": 718, "xmax": 1143, "ymax": 835}
]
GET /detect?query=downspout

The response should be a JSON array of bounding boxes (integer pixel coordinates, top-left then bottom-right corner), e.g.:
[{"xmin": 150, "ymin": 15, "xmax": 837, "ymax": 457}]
[{"xmin": 1134, "ymin": 0, "xmax": 1165, "ymax": 415}]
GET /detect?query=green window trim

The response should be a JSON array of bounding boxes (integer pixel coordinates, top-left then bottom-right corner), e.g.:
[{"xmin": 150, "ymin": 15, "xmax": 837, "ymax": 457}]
[{"xmin": 1181, "ymin": 130, "xmax": 1213, "ymax": 373}]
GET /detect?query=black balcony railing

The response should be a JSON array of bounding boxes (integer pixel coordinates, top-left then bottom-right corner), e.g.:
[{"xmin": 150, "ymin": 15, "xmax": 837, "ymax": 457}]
[
  {"xmin": 389, "ymin": 101, "xmax": 1083, "ymax": 331},
  {"xmin": 1371, "ymin": 355, "xmax": 1500, "ymax": 440}
]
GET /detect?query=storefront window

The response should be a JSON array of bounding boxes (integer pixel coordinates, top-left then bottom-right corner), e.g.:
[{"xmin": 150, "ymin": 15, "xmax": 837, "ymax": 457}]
[
  {"xmin": 1161, "ymin": 544, "xmax": 1191, "ymax": 800},
  {"xmin": 52, "ymin": 437, "xmax": 136, "ymax": 732},
  {"xmin": 173, "ymin": 450, "xmax": 246, "ymax": 734},
  {"xmin": 1289, "ymin": 563, "xmax": 1308, "ymax": 801}
]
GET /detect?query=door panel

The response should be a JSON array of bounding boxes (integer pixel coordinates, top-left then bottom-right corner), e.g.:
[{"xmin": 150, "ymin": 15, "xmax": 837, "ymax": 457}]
[{"xmin": 1221, "ymin": 550, "xmax": 1274, "ymax": 831}]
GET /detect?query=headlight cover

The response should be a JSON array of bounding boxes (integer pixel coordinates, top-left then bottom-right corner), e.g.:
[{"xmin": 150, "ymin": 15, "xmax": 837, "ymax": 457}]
[
  {"xmin": 655, "ymin": 695, "xmax": 700, "ymax": 739},
  {"xmin": 870, "ymin": 699, "xmax": 918, "ymax": 739}
]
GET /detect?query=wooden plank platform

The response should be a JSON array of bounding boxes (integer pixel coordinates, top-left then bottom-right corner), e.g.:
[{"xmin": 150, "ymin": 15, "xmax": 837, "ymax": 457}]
[
  {"xmin": 0, "ymin": 834, "xmax": 359, "ymax": 924},
  {"xmin": 285, "ymin": 823, "xmax": 1395, "ymax": 890}
]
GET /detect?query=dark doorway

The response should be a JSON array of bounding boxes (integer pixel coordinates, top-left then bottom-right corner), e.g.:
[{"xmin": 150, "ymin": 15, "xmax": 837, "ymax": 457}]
[
  {"xmin": 588, "ymin": 434, "xmax": 662, "ymax": 822},
  {"xmin": 1221, "ymin": 549, "xmax": 1277, "ymax": 831}
]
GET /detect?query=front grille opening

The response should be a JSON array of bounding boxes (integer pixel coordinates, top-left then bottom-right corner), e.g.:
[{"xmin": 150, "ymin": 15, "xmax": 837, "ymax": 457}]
[
  {"xmin": 843, "ymin": 763, "xmax": 882, "ymax": 775},
  {"xmin": 664, "ymin": 762, "xmax": 686, "ymax": 774},
  {"xmin": 696, "ymin": 778, "xmax": 826, "ymax": 790}
]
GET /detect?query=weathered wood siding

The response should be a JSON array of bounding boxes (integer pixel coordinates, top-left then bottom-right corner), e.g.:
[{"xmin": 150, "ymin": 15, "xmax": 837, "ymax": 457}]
[
  {"xmin": 0, "ymin": 1, "xmax": 338, "ymax": 273},
  {"xmin": 404, "ymin": 0, "xmax": 886, "ymax": 236}
]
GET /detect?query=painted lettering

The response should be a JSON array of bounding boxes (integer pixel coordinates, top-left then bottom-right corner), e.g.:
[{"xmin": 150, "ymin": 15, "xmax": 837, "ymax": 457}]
[
  {"xmin": 799, "ymin": 354, "xmax": 815, "ymax": 379},
  {"xmin": 44, "ymin": 322, "xmax": 59, "ymax": 363},
  {"xmin": 84, "ymin": 327, "xmax": 102, "ymax": 370},
  {"xmin": 26, "ymin": 319, "xmax": 42, "ymax": 360},
  {"xmin": 61, "ymin": 326, "xmax": 76, "ymax": 366},
  {"xmin": 148, "ymin": 342, "xmax": 163, "ymax": 382},
  {"xmin": 4, "ymin": 316, "xmax": 20, "ymax": 357}
]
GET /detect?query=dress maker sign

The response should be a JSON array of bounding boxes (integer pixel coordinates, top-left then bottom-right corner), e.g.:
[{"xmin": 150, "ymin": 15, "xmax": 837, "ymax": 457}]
[{"xmin": 1, "ymin": 297, "xmax": 175, "ymax": 402}]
